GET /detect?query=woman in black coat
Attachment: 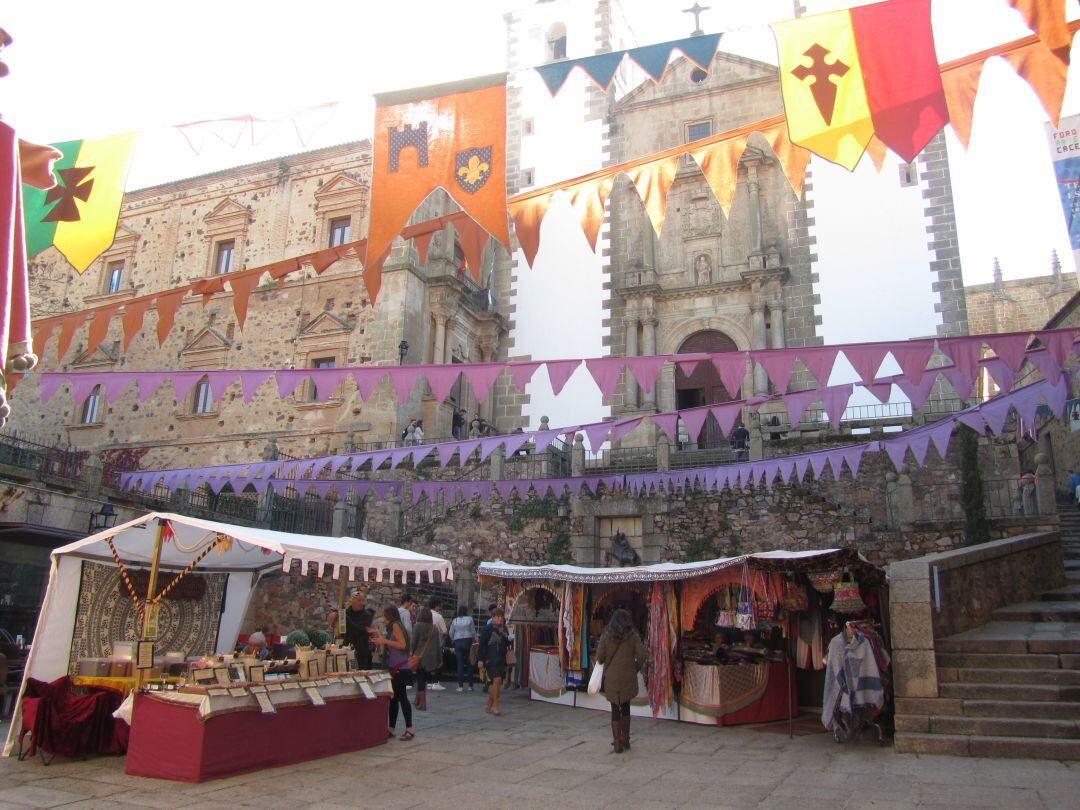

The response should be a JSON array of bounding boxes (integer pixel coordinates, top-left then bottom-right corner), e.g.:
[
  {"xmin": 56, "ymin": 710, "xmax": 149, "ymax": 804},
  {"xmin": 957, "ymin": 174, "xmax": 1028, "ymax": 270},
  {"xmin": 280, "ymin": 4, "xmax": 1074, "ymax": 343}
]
[{"xmin": 477, "ymin": 607, "xmax": 510, "ymax": 716}]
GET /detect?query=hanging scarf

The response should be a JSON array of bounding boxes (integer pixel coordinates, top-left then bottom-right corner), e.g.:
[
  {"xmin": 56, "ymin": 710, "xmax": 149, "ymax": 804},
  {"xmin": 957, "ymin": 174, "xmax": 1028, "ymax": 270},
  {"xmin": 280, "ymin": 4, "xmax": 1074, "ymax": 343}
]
[{"xmin": 647, "ymin": 582, "xmax": 676, "ymax": 717}]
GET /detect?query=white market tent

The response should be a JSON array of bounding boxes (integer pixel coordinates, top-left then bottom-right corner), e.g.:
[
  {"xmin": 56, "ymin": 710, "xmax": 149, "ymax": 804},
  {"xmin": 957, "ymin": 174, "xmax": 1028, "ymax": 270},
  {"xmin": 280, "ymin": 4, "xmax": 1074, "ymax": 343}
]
[
  {"xmin": 3, "ymin": 512, "xmax": 452, "ymax": 757},
  {"xmin": 477, "ymin": 548, "xmax": 874, "ymax": 584}
]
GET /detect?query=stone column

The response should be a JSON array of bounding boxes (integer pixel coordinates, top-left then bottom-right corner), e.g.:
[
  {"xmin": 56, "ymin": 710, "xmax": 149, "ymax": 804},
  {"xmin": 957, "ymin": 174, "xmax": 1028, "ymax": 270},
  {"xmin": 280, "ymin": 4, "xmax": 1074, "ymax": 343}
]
[
  {"xmin": 332, "ymin": 498, "xmax": 351, "ymax": 537},
  {"xmin": 79, "ymin": 451, "xmax": 103, "ymax": 496},
  {"xmin": 489, "ymin": 451, "xmax": 504, "ymax": 482},
  {"xmin": 656, "ymin": 434, "xmax": 670, "ymax": 472},
  {"xmin": 624, "ymin": 316, "xmax": 639, "ymax": 409},
  {"xmin": 768, "ymin": 296, "xmax": 787, "ymax": 352},
  {"xmin": 750, "ymin": 300, "xmax": 769, "ymax": 396},
  {"xmin": 572, "ymin": 434, "xmax": 585, "ymax": 477},
  {"xmin": 641, "ymin": 317, "xmax": 658, "ymax": 410},
  {"xmin": 747, "ymin": 163, "xmax": 763, "ymax": 254},
  {"xmin": 642, "ymin": 213, "xmax": 656, "ymax": 269},
  {"xmin": 478, "ymin": 339, "xmax": 496, "ymax": 424},
  {"xmin": 1035, "ymin": 452, "xmax": 1056, "ymax": 517},
  {"xmin": 432, "ymin": 313, "xmax": 447, "ymax": 365}
]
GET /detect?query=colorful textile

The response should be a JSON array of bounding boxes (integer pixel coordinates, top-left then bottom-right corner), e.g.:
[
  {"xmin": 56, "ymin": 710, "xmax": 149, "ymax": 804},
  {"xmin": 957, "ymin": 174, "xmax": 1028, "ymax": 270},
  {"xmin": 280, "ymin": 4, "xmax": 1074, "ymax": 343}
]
[
  {"xmin": 821, "ymin": 629, "xmax": 887, "ymax": 730},
  {"xmin": 367, "ymin": 74, "xmax": 510, "ymax": 300},
  {"xmin": 23, "ymin": 132, "xmax": 136, "ymax": 272},
  {"xmin": 771, "ymin": 0, "xmax": 946, "ymax": 168},
  {"xmin": 646, "ymin": 582, "xmax": 677, "ymax": 717}
]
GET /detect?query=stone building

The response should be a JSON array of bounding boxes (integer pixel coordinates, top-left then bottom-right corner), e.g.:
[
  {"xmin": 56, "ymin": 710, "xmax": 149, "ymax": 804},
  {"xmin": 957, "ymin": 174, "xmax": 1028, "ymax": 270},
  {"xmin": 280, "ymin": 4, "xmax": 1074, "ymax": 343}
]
[
  {"xmin": 964, "ymin": 253, "xmax": 1077, "ymax": 338},
  {"xmin": 604, "ymin": 50, "xmax": 818, "ymax": 450},
  {"xmin": 14, "ymin": 141, "xmax": 517, "ymax": 475}
]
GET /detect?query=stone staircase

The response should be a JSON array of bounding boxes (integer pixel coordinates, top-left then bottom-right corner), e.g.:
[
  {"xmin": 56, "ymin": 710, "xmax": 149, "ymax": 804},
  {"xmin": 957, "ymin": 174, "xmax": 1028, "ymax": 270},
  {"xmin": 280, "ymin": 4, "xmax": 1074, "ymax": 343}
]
[{"xmin": 895, "ymin": 518, "xmax": 1080, "ymax": 759}]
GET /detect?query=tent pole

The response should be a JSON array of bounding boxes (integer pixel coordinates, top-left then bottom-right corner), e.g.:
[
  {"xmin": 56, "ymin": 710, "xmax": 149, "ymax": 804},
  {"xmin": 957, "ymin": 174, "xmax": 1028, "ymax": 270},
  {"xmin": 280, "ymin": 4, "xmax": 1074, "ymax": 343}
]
[
  {"xmin": 133, "ymin": 520, "xmax": 168, "ymax": 694},
  {"xmin": 336, "ymin": 572, "xmax": 349, "ymax": 641}
]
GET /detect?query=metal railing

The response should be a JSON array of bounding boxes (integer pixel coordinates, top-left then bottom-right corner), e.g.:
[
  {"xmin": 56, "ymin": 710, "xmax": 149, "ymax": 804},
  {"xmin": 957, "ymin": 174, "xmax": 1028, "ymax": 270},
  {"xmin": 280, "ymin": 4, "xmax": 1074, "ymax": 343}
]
[
  {"xmin": 0, "ymin": 432, "xmax": 84, "ymax": 481},
  {"xmin": 915, "ymin": 476, "xmax": 1028, "ymax": 523}
]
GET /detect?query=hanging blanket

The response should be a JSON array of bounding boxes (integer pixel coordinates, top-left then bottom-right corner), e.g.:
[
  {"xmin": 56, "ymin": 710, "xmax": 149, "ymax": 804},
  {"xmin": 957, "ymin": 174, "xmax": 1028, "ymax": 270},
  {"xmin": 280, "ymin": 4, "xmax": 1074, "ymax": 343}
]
[{"xmin": 821, "ymin": 630, "xmax": 885, "ymax": 730}]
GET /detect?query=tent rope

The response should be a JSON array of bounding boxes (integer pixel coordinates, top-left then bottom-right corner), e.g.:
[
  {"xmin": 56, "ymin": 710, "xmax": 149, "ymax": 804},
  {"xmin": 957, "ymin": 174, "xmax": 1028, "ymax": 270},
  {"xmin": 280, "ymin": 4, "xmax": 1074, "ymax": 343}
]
[
  {"xmin": 313, "ymin": 577, "xmax": 338, "ymax": 613},
  {"xmin": 106, "ymin": 537, "xmax": 145, "ymax": 621},
  {"xmin": 149, "ymin": 533, "xmax": 227, "ymax": 606}
]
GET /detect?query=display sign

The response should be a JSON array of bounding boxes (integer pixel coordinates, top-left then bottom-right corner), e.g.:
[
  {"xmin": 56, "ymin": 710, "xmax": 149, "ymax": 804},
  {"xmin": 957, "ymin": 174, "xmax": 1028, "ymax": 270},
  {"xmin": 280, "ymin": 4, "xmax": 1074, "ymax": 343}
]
[{"xmin": 1046, "ymin": 114, "xmax": 1080, "ymax": 251}]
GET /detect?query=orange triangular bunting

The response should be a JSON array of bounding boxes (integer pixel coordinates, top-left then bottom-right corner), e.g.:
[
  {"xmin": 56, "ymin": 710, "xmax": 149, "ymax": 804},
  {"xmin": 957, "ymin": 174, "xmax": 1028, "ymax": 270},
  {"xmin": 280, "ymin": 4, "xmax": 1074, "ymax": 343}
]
[
  {"xmin": 1003, "ymin": 40, "xmax": 1068, "ymax": 127},
  {"xmin": 509, "ymin": 193, "xmax": 552, "ymax": 268},
  {"xmin": 689, "ymin": 134, "xmax": 749, "ymax": 218},
  {"xmin": 55, "ymin": 312, "xmax": 87, "ymax": 362},
  {"xmin": 863, "ymin": 135, "xmax": 888, "ymax": 173},
  {"xmin": 228, "ymin": 271, "xmax": 262, "ymax": 329},
  {"xmin": 624, "ymin": 155, "xmax": 680, "ymax": 235},
  {"xmin": 1006, "ymin": 0, "xmax": 1073, "ymax": 64},
  {"xmin": 266, "ymin": 257, "xmax": 301, "ymax": 281},
  {"xmin": 941, "ymin": 57, "xmax": 986, "ymax": 149},
  {"xmin": 85, "ymin": 305, "xmax": 119, "ymax": 358},
  {"xmin": 154, "ymin": 290, "xmax": 186, "ymax": 346},
  {"xmin": 309, "ymin": 248, "xmax": 339, "ymax": 275},
  {"xmin": 412, "ymin": 229, "xmax": 435, "ymax": 266},
  {"xmin": 362, "ymin": 249, "xmax": 388, "ymax": 304},
  {"xmin": 568, "ymin": 176, "xmax": 614, "ymax": 251},
  {"xmin": 121, "ymin": 297, "xmax": 153, "ymax": 351},
  {"xmin": 32, "ymin": 319, "xmax": 57, "ymax": 360},
  {"xmin": 758, "ymin": 122, "xmax": 811, "ymax": 197},
  {"xmin": 455, "ymin": 217, "xmax": 490, "ymax": 283}
]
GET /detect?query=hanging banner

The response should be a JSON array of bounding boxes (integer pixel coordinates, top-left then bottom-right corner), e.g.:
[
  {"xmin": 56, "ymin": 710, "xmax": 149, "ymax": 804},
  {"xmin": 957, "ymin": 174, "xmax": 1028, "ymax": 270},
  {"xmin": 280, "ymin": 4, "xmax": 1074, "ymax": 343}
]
[
  {"xmin": 22, "ymin": 132, "xmax": 137, "ymax": 272},
  {"xmin": 367, "ymin": 73, "xmax": 510, "ymax": 296},
  {"xmin": 771, "ymin": 0, "xmax": 946, "ymax": 169},
  {"xmin": 1046, "ymin": 113, "xmax": 1080, "ymax": 251}
]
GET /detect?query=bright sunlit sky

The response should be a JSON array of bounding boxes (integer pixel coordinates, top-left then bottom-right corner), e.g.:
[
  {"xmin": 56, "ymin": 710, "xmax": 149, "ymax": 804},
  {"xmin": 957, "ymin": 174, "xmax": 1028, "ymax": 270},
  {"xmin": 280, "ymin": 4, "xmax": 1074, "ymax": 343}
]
[{"xmin": 3, "ymin": 0, "xmax": 1079, "ymax": 427}]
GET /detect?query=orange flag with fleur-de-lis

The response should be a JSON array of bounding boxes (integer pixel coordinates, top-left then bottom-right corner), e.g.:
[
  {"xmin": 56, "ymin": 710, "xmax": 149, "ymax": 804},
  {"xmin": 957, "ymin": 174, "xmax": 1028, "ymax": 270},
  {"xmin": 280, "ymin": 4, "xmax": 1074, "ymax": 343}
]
[{"xmin": 367, "ymin": 74, "xmax": 510, "ymax": 301}]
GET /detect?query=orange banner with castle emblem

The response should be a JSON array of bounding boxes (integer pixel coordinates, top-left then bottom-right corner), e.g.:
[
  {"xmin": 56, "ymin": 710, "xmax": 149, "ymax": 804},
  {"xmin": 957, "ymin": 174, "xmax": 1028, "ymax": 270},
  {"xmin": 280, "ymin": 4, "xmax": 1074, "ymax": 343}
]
[{"xmin": 367, "ymin": 73, "xmax": 510, "ymax": 293}]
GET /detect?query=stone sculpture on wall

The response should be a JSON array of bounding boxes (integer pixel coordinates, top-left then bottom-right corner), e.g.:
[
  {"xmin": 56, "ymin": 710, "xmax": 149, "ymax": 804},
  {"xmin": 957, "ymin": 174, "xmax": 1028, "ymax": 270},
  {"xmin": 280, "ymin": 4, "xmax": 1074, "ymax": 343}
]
[{"xmin": 695, "ymin": 253, "xmax": 712, "ymax": 285}]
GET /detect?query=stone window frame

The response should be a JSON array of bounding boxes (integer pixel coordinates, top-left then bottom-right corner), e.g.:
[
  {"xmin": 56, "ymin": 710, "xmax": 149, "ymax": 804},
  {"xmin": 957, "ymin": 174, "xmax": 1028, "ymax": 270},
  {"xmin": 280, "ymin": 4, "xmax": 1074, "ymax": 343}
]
[
  {"xmin": 313, "ymin": 174, "xmax": 368, "ymax": 263},
  {"xmin": 191, "ymin": 376, "xmax": 215, "ymax": 416},
  {"xmin": 79, "ymin": 384, "xmax": 104, "ymax": 426},
  {"xmin": 85, "ymin": 227, "xmax": 137, "ymax": 305},
  {"xmin": 685, "ymin": 119, "xmax": 713, "ymax": 144},
  {"xmin": 295, "ymin": 312, "xmax": 352, "ymax": 410},
  {"xmin": 304, "ymin": 354, "xmax": 340, "ymax": 403},
  {"xmin": 177, "ymin": 327, "xmax": 230, "ymax": 419},
  {"xmin": 203, "ymin": 198, "xmax": 250, "ymax": 279}
]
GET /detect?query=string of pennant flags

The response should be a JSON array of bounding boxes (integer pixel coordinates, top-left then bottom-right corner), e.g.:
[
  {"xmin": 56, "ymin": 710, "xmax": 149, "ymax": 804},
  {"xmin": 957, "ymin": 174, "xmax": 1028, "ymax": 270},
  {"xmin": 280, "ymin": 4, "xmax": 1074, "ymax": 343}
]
[
  {"xmin": 116, "ymin": 374, "xmax": 1069, "ymax": 505},
  {"xmin": 16, "ymin": 2, "xmax": 1076, "ymax": 311},
  {"xmin": 32, "ymin": 325, "xmax": 1080, "ymax": 421}
]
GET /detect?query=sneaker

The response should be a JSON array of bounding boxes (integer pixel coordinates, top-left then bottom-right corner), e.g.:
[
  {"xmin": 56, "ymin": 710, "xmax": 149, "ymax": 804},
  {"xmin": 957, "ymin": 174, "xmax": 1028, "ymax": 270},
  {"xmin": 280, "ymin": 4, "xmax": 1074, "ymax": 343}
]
[
  {"xmin": 469, "ymin": 685, "xmax": 475, "ymax": 691},
  {"xmin": 430, "ymin": 683, "xmax": 446, "ymax": 691},
  {"xmin": 456, "ymin": 687, "xmax": 464, "ymax": 692}
]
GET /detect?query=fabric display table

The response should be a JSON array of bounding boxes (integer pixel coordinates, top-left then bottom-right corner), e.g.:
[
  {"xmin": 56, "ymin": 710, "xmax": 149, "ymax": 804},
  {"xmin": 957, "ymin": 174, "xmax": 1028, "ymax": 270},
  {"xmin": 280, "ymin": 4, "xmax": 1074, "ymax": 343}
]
[
  {"xmin": 125, "ymin": 676, "xmax": 390, "ymax": 781},
  {"xmin": 528, "ymin": 647, "xmax": 574, "ymax": 706},
  {"xmin": 73, "ymin": 675, "xmax": 183, "ymax": 695},
  {"xmin": 678, "ymin": 659, "xmax": 796, "ymax": 726}
]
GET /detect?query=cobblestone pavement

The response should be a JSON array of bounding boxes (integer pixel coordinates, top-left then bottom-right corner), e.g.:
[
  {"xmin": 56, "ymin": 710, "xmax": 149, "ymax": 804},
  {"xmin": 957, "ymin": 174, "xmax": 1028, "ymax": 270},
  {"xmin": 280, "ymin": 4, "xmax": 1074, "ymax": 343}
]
[{"xmin": 1, "ymin": 687, "xmax": 1079, "ymax": 809}]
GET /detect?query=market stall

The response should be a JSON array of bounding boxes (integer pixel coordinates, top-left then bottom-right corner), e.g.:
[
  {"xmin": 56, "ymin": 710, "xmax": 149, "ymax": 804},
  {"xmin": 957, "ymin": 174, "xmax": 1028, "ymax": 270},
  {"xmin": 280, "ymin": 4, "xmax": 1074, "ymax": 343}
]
[
  {"xmin": 3, "ymin": 512, "xmax": 452, "ymax": 780},
  {"xmin": 478, "ymin": 549, "xmax": 886, "ymax": 728}
]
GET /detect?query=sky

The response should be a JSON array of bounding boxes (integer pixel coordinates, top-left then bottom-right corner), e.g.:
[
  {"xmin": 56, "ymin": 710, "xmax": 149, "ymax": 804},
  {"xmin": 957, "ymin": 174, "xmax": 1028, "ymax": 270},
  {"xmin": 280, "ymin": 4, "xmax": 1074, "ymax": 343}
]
[{"xmin": 3, "ymin": 0, "xmax": 1079, "ymax": 427}]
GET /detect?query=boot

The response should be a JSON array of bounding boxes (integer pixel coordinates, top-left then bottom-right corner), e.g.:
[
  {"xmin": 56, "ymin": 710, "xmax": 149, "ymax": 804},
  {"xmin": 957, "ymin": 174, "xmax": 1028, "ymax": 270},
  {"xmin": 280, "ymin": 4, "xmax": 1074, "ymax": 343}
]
[
  {"xmin": 610, "ymin": 719, "xmax": 624, "ymax": 754},
  {"xmin": 622, "ymin": 713, "xmax": 631, "ymax": 750},
  {"xmin": 414, "ymin": 691, "xmax": 426, "ymax": 711}
]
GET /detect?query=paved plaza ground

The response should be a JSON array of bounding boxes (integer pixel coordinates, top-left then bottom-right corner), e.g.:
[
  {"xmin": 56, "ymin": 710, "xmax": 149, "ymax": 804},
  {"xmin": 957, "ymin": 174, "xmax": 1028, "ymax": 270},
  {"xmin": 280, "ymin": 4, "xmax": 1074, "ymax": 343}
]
[{"xmin": 1, "ymin": 687, "xmax": 1078, "ymax": 809}]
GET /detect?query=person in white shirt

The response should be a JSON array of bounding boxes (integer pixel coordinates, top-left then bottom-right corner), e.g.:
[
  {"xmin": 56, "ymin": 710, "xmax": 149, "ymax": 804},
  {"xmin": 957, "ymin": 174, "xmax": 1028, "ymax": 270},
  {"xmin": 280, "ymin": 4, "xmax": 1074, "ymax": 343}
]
[
  {"xmin": 447, "ymin": 605, "xmax": 476, "ymax": 691},
  {"xmin": 427, "ymin": 597, "xmax": 448, "ymax": 690},
  {"xmin": 412, "ymin": 420, "xmax": 425, "ymax": 445}
]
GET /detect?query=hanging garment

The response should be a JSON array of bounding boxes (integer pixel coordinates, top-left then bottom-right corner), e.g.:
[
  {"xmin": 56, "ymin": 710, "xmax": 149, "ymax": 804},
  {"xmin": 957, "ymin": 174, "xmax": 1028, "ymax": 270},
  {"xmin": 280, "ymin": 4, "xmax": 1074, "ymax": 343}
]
[{"xmin": 821, "ymin": 630, "xmax": 886, "ymax": 730}]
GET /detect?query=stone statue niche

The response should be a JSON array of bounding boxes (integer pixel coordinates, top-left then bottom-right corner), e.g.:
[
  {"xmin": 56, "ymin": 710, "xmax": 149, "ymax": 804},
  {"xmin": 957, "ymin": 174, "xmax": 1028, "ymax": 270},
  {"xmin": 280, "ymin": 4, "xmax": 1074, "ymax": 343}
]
[
  {"xmin": 694, "ymin": 253, "xmax": 712, "ymax": 285},
  {"xmin": 605, "ymin": 530, "xmax": 641, "ymax": 567}
]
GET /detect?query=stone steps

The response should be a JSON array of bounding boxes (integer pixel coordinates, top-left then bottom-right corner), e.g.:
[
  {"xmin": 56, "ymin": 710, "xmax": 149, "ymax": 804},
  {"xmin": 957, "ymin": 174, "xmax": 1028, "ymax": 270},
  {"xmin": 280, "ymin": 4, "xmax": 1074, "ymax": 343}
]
[
  {"xmin": 993, "ymin": 601, "xmax": 1080, "ymax": 622},
  {"xmin": 937, "ymin": 667, "xmax": 1080, "ymax": 685},
  {"xmin": 929, "ymin": 716, "xmax": 1080, "ymax": 739},
  {"xmin": 937, "ymin": 652, "xmax": 1080, "ymax": 670},
  {"xmin": 938, "ymin": 682, "xmax": 1080, "ymax": 702},
  {"xmin": 895, "ymin": 733, "xmax": 1080, "ymax": 760},
  {"xmin": 1037, "ymin": 584, "xmax": 1080, "ymax": 601},
  {"xmin": 962, "ymin": 699, "xmax": 1080, "ymax": 720}
]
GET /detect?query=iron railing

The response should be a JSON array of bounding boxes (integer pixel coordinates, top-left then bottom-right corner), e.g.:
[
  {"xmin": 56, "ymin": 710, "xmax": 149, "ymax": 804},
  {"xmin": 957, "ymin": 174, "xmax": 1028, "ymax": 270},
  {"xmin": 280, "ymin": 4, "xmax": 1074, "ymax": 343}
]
[
  {"xmin": 915, "ymin": 476, "xmax": 1028, "ymax": 523},
  {"xmin": 0, "ymin": 432, "xmax": 84, "ymax": 481}
]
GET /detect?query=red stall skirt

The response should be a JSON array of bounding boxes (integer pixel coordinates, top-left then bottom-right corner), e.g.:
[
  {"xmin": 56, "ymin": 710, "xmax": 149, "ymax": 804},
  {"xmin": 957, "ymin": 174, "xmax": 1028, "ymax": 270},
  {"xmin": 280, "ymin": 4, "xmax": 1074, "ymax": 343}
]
[{"xmin": 125, "ymin": 693, "xmax": 388, "ymax": 782}]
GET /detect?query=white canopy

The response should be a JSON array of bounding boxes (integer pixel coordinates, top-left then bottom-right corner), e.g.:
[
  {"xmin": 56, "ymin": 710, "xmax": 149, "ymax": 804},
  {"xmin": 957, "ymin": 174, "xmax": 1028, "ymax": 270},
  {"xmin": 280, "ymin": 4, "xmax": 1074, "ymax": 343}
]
[
  {"xmin": 4, "ymin": 512, "xmax": 451, "ymax": 757},
  {"xmin": 477, "ymin": 548, "xmax": 867, "ymax": 584},
  {"xmin": 55, "ymin": 512, "xmax": 454, "ymax": 582}
]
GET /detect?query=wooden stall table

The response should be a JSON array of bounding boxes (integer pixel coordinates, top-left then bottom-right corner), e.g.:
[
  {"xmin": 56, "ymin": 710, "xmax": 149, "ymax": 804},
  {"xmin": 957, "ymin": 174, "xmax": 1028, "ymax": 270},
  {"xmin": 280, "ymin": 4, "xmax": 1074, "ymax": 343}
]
[
  {"xmin": 678, "ymin": 659, "xmax": 796, "ymax": 726},
  {"xmin": 528, "ymin": 646, "xmax": 574, "ymax": 706},
  {"xmin": 125, "ymin": 677, "xmax": 389, "ymax": 782},
  {"xmin": 72, "ymin": 675, "xmax": 183, "ymax": 696}
]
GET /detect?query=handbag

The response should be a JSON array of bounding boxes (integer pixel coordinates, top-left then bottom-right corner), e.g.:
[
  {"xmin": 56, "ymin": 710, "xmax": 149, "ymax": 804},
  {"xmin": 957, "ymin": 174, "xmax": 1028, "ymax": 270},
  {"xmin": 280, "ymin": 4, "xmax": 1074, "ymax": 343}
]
[
  {"xmin": 735, "ymin": 565, "xmax": 755, "ymax": 631},
  {"xmin": 407, "ymin": 625, "xmax": 436, "ymax": 672},
  {"xmin": 831, "ymin": 574, "xmax": 867, "ymax": 614},
  {"xmin": 783, "ymin": 579, "xmax": 808, "ymax": 612},
  {"xmin": 587, "ymin": 662, "xmax": 605, "ymax": 695}
]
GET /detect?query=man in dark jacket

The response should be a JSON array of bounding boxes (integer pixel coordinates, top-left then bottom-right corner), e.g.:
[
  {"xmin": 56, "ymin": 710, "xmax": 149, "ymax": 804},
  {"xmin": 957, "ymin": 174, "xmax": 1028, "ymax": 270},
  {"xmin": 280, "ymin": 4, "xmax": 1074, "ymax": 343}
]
[{"xmin": 329, "ymin": 589, "xmax": 374, "ymax": 669}]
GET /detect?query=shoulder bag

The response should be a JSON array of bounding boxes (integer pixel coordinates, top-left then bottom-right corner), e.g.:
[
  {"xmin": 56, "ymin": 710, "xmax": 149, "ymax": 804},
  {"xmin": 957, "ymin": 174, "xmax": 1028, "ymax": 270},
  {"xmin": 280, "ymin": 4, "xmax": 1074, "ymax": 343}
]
[{"xmin": 408, "ymin": 626, "xmax": 435, "ymax": 672}]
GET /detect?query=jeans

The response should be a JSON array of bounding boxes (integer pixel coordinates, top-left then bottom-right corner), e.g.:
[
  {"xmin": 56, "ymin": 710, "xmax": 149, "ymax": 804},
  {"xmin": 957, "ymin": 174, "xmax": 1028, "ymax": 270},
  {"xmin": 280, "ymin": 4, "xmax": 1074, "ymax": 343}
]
[
  {"xmin": 388, "ymin": 669, "xmax": 412, "ymax": 730},
  {"xmin": 454, "ymin": 638, "xmax": 475, "ymax": 687}
]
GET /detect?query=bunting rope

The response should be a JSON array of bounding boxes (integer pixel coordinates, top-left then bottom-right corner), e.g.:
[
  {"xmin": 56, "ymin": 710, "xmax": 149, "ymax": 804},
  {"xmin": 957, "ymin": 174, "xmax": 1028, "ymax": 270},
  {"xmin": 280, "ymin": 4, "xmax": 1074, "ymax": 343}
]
[
  {"xmin": 313, "ymin": 578, "xmax": 339, "ymax": 613},
  {"xmin": 105, "ymin": 536, "xmax": 145, "ymax": 621},
  {"xmin": 16, "ymin": 20, "xmax": 1078, "ymax": 363},
  {"xmin": 148, "ymin": 533, "xmax": 228, "ymax": 606}
]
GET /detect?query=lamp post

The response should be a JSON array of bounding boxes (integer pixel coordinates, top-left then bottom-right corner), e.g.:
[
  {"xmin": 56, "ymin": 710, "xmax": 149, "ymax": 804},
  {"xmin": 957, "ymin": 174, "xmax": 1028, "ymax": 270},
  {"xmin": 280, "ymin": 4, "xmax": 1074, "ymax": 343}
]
[
  {"xmin": 88, "ymin": 502, "xmax": 117, "ymax": 534},
  {"xmin": 398, "ymin": 340, "xmax": 409, "ymax": 365}
]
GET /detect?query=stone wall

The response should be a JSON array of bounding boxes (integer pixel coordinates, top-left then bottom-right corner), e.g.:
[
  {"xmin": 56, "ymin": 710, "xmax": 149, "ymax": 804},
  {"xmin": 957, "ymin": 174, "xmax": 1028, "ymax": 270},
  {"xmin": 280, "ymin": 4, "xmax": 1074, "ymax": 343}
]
[{"xmin": 965, "ymin": 268, "xmax": 1077, "ymax": 337}]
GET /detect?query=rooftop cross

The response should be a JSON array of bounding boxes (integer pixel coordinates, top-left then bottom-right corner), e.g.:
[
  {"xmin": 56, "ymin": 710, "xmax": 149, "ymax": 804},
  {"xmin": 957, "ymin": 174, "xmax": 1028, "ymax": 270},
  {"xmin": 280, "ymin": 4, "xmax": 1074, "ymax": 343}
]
[{"xmin": 682, "ymin": 3, "xmax": 710, "ymax": 36}]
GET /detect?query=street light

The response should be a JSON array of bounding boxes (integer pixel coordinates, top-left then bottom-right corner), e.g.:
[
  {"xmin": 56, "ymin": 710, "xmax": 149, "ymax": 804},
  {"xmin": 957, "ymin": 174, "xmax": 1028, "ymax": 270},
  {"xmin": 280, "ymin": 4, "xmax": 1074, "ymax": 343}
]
[
  {"xmin": 398, "ymin": 340, "xmax": 409, "ymax": 365},
  {"xmin": 88, "ymin": 502, "xmax": 117, "ymax": 534}
]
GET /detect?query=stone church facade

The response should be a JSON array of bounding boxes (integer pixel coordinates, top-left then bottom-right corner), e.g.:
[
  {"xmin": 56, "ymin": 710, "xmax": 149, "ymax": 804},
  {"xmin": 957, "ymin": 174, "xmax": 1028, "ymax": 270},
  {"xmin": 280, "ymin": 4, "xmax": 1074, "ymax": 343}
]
[{"xmin": 604, "ymin": 51, "xmax": 820, "ymax": 448}]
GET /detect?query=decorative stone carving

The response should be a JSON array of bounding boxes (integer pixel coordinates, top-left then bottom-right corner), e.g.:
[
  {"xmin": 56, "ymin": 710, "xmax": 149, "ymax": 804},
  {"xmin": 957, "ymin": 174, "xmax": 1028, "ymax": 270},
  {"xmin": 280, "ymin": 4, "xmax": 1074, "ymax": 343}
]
[
  {"xmin": 694, "ymin": 253, "xmax": 712, "ymax": 285},
  {"xmin": 683, "ymin": 198, "xmax": 719, "ymax": 239}
]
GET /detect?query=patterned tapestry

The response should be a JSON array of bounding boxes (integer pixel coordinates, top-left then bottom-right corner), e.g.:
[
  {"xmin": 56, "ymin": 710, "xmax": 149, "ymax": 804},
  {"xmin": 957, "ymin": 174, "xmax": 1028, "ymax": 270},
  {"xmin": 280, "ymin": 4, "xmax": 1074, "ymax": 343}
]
[{"xmin": 68, "ymin": 561, "xmax": 227, "ymax": 674}]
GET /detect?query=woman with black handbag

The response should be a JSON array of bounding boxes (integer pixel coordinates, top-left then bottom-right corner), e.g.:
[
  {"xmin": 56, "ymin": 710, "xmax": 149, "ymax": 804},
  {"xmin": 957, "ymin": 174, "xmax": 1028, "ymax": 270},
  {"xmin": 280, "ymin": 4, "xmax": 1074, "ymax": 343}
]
[
  {"xmin": 595, "ymin": 608, "xmax": 645, "ymax": 753},
  {"xmin": 370, "ymin": 605, "xmax": 415, "ymax": 741},
  {"xmin": 477, "ymin": 607, "xmax": 509, "ymax": 716}
]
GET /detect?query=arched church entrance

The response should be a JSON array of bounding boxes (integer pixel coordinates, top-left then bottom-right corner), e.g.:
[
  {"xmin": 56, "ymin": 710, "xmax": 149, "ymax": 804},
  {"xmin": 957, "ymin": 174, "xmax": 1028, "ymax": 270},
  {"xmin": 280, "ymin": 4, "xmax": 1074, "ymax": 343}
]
[{"xmin": 675, "ymin": 330, "xmax": 740, "ymax": 449}]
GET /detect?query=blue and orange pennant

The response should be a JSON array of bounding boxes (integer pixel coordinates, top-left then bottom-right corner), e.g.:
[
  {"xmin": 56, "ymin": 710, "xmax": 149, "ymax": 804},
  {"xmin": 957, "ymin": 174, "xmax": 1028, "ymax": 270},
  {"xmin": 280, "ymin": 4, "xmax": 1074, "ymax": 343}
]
[{"xmin": 771, "ymin": 0, "xmax": 947, "ymax": 169}]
